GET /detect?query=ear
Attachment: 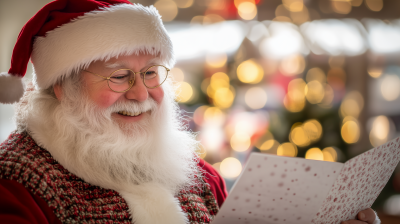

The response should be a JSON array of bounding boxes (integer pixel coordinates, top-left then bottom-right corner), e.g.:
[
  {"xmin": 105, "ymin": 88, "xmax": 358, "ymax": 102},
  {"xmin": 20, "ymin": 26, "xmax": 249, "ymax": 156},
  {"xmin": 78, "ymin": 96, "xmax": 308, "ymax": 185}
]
[{"xmin": 53, "ymin": 83, "xmax": 62, "ymax": 101}]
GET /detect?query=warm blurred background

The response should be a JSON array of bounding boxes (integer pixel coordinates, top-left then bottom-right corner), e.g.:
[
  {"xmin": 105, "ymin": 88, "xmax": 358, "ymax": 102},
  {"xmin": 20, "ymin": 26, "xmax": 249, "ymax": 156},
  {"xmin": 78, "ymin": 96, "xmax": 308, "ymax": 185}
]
[{"xmin": 1, "ymin": 0, "xmax": 400, "ymax": 221}]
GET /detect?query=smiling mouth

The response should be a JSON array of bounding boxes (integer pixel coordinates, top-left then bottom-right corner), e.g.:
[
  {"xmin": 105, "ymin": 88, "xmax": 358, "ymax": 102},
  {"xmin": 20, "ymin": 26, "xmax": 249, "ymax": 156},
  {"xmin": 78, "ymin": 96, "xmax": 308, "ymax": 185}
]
[{"xmin": 117, "ymin": 110, "xmax": 142, "ymax": 117}]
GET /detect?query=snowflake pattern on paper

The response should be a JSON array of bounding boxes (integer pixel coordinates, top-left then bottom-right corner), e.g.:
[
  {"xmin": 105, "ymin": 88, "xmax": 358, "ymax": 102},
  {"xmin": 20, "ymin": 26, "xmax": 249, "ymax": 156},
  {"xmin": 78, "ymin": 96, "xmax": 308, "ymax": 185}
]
[{"xmin": 312, "ymin": 137, "xmax": 400, "ymax": 224}]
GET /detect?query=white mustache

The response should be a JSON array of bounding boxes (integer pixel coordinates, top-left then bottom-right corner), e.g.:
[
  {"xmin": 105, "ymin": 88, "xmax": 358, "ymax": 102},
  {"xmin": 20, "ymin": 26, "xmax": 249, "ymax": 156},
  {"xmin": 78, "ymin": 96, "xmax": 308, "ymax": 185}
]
[{"xmin": 107, "ymin": 98, "xmax": 158, "ymax": 115}]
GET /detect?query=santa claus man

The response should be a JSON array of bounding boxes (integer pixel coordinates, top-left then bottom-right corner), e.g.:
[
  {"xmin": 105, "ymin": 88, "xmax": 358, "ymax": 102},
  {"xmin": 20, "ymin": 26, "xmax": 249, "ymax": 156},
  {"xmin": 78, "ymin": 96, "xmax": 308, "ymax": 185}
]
[{"xmin": 0, "ymin": 0, "xmax": 379, "ymax": 224}]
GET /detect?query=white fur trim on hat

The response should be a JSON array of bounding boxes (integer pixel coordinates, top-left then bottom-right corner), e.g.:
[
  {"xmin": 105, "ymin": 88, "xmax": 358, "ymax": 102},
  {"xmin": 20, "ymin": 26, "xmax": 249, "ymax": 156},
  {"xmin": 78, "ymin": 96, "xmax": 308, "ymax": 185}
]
[
  {"xmin": 31, "ymin": 4, "xmax": 175, "ymax": 90},
  {"xmin": 0, "ymin": 72, "xmax": 24, "ymax": 104}
]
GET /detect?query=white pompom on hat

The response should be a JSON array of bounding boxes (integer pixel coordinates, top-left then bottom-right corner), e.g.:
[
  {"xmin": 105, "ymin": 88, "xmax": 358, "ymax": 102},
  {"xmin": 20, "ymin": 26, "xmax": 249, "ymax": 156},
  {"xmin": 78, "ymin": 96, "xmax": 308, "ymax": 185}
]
[{"xmin": 0, "ymin": 0, "xmax": 175, "ymax": 103}]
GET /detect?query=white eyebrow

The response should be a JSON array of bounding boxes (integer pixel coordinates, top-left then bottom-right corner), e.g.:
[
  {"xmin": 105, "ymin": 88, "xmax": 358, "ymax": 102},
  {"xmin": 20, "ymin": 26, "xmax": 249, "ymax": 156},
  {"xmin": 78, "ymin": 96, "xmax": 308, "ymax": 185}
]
[{"xmin": 104, "ymin": 62, "xmax": 124, "ymax": 69}]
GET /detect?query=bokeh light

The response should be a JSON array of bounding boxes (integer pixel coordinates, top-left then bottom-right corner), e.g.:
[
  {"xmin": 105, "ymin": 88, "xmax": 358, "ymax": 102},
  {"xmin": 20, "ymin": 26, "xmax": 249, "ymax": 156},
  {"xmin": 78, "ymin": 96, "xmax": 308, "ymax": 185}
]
[
  {"xmin": 204, "ymin": 107, "xmax": 226, "ymax": 125},
  {"xmin": 340, "ymin": 91, "xmax": 364, "ymax": 118},
  {"xmin": 282, "ymin": 0, "xmax": 304, "ymax": 12},
  {"xmin": 331, "ymin": 0, "xmax": 352, "ymax": 14},
  {"xmin": 277, "ymin": 142, "xmax": 298, "ymax": 157},
  {"xmin": 206, "ymin": 53, "xmax": 228, "ymax": 68},
  {"xmin": 322, "ymin": 147, "xmax": 338, "ymax": 162},
  {"xmin": 230, "ymin": 133, "xmax": 251, "ymax": 152},
  {"xmin": 213, "ymin": 87, "xmax": 235, "ymax": 108},
  {"xmin": 284, "ymin": 78, "xmax": 306, "ymax": 112},
  {"xmin": 220, "ymin": 157, "xmax": 242, "ymax": 178},
  {"xmin": 279, "ymin": 54, "xmax": 306, "ymax": 76},
  {"xmin": 305, "ymin": 80, "xmax": 325, "ymax": 104},
  {"xmin": 306, "ymin": 67, "xmax": 326, "ymax": 83},
  {"xmin": 380, "ymin": 74, "xmax": 400, "ymax": 101},
  {"xmin": 245, "ymin": 87, "xmax": 268, "ymax": 109},
  {"xmin": 369, "ymin": 115, "xmax": 390, "ymax": 147},
  {"xmin": 365, "ymin": 0, "xmax": 383, "ymax": 12},
  {"xmin": 305, "ymin": 147, "xmax": 324, "ymax": 161},
  {"xmin": 238, "ymin": 2, "xmax": 257, "ymax": 20},
  {"xmin": 259, "ymin": 139, "xmax": 279, "ymax": 151},
  {"xmin": 171, "ymin": 67, "xmax": 185, "ymax": 82},
  {"xmin": 154, "ymin": 0, "xmax": 178, "ymax": 22},
  {"xmin": 176, "ymin": 82, "xmax": 193, "ymax": 103},
  {"xmin": 303, "ymin": 119, "xmax": 323, "ymax": 141},
  {"xmin": 341, "ymin": 116, "xmax": 360, "ymax": 144},
  {"xmin": 367, "ymin": 66, "xmax": 383, "ymax": 78},
  {"xmin": 290, "ymin": 126, "xmax": 310, "ymax": 147},
  {"xmin": 193, "ymin": 105, "xmax": 209, "ymax": 125},
  {"xmin": 237, "ymin": 59, "xmax": 264, "ymax": 84},
  {"xmin": 173, "ymin": 0, "xmax": 194, "ymax": 8}
]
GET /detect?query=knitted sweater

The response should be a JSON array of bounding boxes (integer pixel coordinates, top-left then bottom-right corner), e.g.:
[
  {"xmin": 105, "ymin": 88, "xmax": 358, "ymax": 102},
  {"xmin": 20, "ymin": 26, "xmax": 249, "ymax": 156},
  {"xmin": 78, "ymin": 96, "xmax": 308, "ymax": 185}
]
[{"xmin": 0, "ymin": 132, "xmax": 227, "ymax": 223}]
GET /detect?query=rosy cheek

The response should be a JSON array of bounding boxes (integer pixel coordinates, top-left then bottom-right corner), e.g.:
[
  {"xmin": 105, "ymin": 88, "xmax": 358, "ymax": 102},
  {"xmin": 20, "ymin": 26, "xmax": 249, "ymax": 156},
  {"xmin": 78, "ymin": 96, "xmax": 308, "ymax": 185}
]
[
  {"xmin": 93, "ymin": 91, "xmax": 121, "ymax": 109},
  {"xmin": 150, "ymin": 88, "xmax": 164, "ymax": 105}
]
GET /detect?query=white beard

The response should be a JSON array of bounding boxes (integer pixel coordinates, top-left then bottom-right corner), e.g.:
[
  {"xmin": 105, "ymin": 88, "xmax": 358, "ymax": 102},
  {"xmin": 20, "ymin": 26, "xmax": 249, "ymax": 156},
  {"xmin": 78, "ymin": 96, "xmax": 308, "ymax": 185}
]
[{"xmin": 15, "ymin": 80, "xmax": 200, "ymax": 224}]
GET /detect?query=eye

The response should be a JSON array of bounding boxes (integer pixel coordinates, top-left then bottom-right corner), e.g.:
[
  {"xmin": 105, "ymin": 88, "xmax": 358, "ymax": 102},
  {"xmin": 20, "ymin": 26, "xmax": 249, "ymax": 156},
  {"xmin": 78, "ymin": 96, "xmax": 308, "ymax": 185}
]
[{"xmin": 109, "ymin": 70, "xmax": 131, "ymax": 83}]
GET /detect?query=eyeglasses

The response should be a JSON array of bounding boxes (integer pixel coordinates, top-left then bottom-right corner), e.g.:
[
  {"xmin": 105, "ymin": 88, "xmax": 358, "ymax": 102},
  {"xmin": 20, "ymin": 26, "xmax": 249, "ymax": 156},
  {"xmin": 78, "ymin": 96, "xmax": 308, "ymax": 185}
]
[{"xmin": 84, "ymin": 65, "xmax": 170, "ymax": 93}]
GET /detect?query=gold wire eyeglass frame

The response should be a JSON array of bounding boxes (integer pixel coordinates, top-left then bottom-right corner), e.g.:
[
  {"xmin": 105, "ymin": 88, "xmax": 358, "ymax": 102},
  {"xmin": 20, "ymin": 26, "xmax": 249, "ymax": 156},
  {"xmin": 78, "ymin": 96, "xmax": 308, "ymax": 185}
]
[{"xmin": 83, "ymin": 65, "xmax": 170, "ymax": 93}]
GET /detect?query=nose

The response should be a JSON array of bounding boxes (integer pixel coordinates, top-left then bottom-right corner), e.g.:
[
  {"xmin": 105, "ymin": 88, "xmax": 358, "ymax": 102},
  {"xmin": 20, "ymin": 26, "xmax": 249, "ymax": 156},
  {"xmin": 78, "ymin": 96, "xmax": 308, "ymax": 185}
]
[{"xmin": 124, "ymin": 73, "xmax": 148, "ymax": 102}]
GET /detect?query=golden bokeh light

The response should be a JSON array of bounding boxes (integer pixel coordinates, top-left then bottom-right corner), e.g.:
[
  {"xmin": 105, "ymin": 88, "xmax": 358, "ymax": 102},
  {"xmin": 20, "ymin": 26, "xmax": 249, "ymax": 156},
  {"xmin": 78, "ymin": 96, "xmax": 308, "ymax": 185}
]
[
  {"xmin": 231, "ymin": 133, "xmax": 251, "ymax": 152},
  {"xmin": 234, "ymin": 0, "xmax": 255, "ymax": 7},
  {"xmin": 305, "ymin": 148, "xmax": 324, "ymax": 161},
  {"xmin": 340, "ymin": 91, "xmax": 364, "ymax": 118},
  {"xmin": 370, "ymin": 115, "xmax": 390, "ymax": 147},
  {"xmin": 238, "ymin": 2, "xmax": 257, "ymax": 20},
  {"xmin": 367, "ymin": 66, "xmax": 383, "ymax": 78},
  {"xmin": 381, "ymin": 75, "xmax": 400, "ymax": 101},
  {"xmin": 203, "ymin": 107, "xmax": 226, "ymax": 124},
  {"xmin": 319, "ymin": 84, "xmax": 334, "ymax": 108},
  {"xmin": 279, "ymin": 54, "xmax": 306, "ymax": 76},
  {"xmin": 341, "ymin": 117, "xmax": 360, "ymax": 144},
  {"xmin": 154, "ymin": 0, "xmax": 178, "ymax": 22},
  {"xmin": 174, "ymin": 0, "xmax": 194, "ymax": 8},
  {"xmin": 275, "ymin": 4, "xmax": 291, "ymax": 18},
  {"xmin": 204, "ymin": 14, "xmax": 225, "ymax": 23},
  {"xmin": 255, "ymin": 131, "xmax": 274, "ymax": 148},
  {"xmin": 245, "ymin": 87, "xmax": 268, "ymax": 109},
  {"xmin": 190, "ymin": 16, "xmax": 209, "ymax": 25},
  {"xmin": 237, "ymin": 59, "xmax": 264, "ymax": 84},
  {"xmin": 351, "ymin": 0, "xmax": 363, "ymax": 7},
  {"xmin": 176, "ymin": 82, "xmax": 193, "ymax": 103},
  {"xmin": 290, "ymin": 5, "xmax": 310, "ymax": 24},
  {"xmin": 282, "ymin": 0, "xmax": 304, "ymax": 12},
  {"xmin": 193, "ymin": 105, "xmax": 209, "ymax": 125},
  {"xmin": 277, "ymin": 142, "xmax": 298, "ymax": 157},
  {"xmin": 284, "ymin": 78, "xmax": 306, "ymax": 112},
  {"xmin": 171, "ymin": 67, "xmax": 185, "ymax": 82},
  {"xmin": 259, "ymin": 139, "xmax": 279, "ymax": 151},
  {"xmin": 206, "ymin": 53, "xmax": 228, "ymax": 68},
  {"xmin": 290, "ymin": 126, "xmax": 310, "ymax": 147},
  {"xmin": 365, "ymin": 0, "xmax": 383, "ymax": 11},
  {"xmin": 213, "ymin": 87, "xmax": 235, "ymax": 108},
  {"xmin": 305, "ymin": 80, "xmax": 325, "ymax": 104},
  {"xmin": 331, "ymin": 0, "xmax": 352, "ymax": 14},
  {"xmin": 220, "ymin": 157, "xmax": 242, "ymax": 178},
  {"xmin": 306, "ymin": 67, "xmax": 326, "ymax": 83},
  {"xmin": 303, "ymin": 119, "xmax": 323, "ymax": 141},
  {"xmin": 201, "ymin": 78, "xmax": 210, "ymax": 94},
  {"xmin": 322, "ymin": 147, "xmax": 337, "ymax": 162}
]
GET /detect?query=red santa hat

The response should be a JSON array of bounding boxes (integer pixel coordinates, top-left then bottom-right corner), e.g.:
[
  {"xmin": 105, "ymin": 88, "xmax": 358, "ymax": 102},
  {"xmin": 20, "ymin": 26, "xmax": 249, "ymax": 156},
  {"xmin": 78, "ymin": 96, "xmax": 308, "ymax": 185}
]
[{"xmin": 0, "ymin": 0, "xmax": 175, "ymax": 103}]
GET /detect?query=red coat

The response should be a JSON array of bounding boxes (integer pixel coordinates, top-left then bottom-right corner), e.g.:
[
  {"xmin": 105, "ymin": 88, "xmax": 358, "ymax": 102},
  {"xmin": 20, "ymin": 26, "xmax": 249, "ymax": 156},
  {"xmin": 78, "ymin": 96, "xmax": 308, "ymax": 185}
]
[{"xmin": 0, "ymin": 132, "xmax": 228, "ymax": 224}]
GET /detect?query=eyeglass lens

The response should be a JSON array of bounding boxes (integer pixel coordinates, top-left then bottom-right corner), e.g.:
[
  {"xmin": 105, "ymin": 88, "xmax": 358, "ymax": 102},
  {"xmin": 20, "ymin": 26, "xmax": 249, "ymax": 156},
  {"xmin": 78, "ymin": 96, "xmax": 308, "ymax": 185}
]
[{"xmin": 107, "ymin": 66, "xmax": 168, "ymax": 92}]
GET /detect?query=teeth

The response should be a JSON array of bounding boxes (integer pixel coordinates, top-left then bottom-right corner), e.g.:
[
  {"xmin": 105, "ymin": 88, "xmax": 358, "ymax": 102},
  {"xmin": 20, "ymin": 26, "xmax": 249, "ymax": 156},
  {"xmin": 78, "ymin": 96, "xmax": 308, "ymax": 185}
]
[{"xmin": 118, "ymin": 111, "xmax": 142, "ymax": 117}]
